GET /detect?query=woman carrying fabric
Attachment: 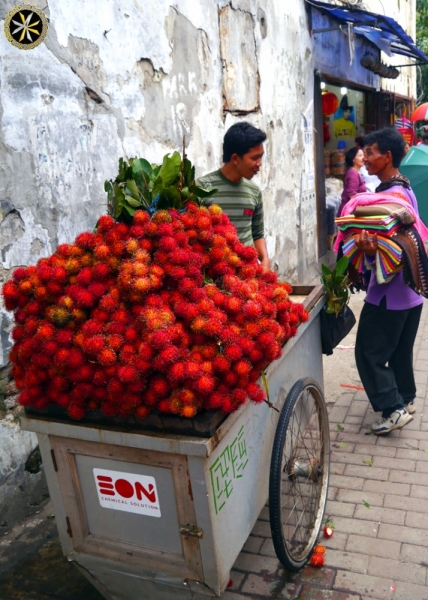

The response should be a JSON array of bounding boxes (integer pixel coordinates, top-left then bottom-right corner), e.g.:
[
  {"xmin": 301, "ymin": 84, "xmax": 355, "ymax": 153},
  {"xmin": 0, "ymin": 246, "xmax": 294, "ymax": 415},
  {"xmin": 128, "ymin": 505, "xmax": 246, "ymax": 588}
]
[{"xmin": 337, "ymin": 147, "xmax": 367, "ymax": 217}]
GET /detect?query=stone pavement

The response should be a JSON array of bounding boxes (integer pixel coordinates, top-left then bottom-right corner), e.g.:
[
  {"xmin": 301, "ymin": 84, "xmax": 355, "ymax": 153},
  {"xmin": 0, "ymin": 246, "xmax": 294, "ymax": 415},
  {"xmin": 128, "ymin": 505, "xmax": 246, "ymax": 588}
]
[
  {"xmin": 222, "ymin": 293, "xmax": 428, "ymax": 600},
  {"xmin": 2, "ymin": 293, "xmax": 428, "ymax": 599}
]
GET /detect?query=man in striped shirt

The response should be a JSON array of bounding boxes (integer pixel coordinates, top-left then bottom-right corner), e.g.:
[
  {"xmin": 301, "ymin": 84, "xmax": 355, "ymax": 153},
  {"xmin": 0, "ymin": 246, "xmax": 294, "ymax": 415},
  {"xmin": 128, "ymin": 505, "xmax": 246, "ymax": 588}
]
[{"xmin": 197, "ymin": 122, "xmax": 270, "ymax": 271}]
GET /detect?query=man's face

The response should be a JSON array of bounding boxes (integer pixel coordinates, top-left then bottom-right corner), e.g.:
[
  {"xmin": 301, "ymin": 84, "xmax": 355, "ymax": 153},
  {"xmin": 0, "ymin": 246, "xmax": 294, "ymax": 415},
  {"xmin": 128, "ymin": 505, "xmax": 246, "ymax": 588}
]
[
  {"xmin": 232, "ymin": 144, "xmax": 264, "ymax": 179},
  {"xmin": 363, "ymin": 143, "xmax": 390, "ymax": 176},
  {"xmin": 343, "ymin": 109, "xmax": 352, "ymax": 121}
]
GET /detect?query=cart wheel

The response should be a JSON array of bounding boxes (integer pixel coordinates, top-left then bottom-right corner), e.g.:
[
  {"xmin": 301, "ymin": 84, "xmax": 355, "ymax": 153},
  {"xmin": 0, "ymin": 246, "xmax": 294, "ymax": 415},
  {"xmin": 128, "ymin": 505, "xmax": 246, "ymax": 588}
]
[{"xmin": 269, "ymin": 378, "xmax": 330, "ymax": 572}]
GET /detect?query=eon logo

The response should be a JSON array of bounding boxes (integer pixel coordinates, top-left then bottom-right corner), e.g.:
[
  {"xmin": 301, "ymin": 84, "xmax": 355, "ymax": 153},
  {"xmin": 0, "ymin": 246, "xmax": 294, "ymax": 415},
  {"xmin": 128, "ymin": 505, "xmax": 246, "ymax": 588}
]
[{"xmin": 93, "ymin": 468, "xmax": 161, "ymax": 517}]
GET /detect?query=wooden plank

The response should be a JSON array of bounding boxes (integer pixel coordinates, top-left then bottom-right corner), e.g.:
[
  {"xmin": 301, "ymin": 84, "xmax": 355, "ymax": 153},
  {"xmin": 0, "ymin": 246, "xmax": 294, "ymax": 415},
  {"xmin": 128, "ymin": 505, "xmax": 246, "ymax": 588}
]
[{"xmin": 171, "ymin": 457, "xmax": 204, "ymax": 580}]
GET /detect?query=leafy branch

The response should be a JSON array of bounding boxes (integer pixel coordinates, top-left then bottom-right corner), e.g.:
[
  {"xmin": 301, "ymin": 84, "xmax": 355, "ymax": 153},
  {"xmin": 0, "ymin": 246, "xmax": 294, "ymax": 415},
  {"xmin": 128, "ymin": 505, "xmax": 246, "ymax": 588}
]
[
  {"xmin": 104, "ymin": 149, "xmax": 217, "ymax": 223},
  {"xmin": 320, "ymin": 256, "xmax": 350, "ymax": 315}
]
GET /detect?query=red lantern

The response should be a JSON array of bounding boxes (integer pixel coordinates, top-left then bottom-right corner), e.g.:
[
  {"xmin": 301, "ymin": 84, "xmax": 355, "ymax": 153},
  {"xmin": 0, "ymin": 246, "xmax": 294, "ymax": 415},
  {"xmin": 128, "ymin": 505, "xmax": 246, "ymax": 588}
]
[{"xmin": 322, "ymin": 91, "xmax": 339, "ymax": 116}]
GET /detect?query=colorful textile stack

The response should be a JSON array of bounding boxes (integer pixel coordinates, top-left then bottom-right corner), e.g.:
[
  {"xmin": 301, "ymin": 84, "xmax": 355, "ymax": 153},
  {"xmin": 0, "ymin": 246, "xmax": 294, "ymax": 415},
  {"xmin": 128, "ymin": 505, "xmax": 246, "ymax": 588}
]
[{"xmin": 336, "ymin": 214, "xmax": 403, "ymax": 284}]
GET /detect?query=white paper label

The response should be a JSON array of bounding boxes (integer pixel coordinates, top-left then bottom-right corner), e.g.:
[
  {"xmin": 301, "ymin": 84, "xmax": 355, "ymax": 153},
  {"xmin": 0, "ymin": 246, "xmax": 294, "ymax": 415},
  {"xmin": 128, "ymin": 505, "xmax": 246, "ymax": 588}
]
[{"xmin": 93, "ymin": 468, "xmax": 161, "ymax": 517}]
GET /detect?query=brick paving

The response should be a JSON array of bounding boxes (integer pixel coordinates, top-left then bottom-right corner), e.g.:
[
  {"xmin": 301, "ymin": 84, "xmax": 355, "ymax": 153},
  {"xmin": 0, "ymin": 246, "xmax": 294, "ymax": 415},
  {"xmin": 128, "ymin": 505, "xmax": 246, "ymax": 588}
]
[{"xmin": 219, "ymin": 295, "xmax": 428, "ymax": 600}]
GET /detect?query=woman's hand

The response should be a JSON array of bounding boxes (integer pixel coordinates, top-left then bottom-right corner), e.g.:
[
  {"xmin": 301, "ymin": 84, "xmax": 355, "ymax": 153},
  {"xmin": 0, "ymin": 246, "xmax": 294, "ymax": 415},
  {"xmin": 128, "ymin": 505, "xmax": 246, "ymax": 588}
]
[{"xmin": 354, "ymin": 230, "xmax": 378, "ymax": 256}]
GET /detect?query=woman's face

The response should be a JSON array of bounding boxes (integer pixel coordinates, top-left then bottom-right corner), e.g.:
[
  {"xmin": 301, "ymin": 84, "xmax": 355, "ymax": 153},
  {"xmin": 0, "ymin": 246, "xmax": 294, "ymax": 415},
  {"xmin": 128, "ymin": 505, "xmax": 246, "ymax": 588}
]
[{"xmin": 353, "ymin": 148, "xmax": 365, "ymax": 168}]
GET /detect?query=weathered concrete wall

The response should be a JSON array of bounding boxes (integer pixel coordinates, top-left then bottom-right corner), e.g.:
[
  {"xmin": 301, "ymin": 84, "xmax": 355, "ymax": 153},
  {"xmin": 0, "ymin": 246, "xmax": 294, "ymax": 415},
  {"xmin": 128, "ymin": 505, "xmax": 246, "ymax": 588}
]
[
  {"xmin": 364, "ymin": 0, "xmax": 417, "ymax": 99},
  {"xmin": 0, "ymin": 0, "xmax": 318, "ymax": 368}
]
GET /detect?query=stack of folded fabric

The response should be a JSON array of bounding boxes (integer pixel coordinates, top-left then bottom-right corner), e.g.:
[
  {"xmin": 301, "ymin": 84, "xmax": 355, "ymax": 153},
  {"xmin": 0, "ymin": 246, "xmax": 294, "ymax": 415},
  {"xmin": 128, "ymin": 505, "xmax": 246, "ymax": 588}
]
[
  {"xmin": 334, "ymin": 192, "xmax": 428, "ymax": 293},
  {"xmin": 335, "ymin": 213, "xmax": 405, "ymax": 284}
]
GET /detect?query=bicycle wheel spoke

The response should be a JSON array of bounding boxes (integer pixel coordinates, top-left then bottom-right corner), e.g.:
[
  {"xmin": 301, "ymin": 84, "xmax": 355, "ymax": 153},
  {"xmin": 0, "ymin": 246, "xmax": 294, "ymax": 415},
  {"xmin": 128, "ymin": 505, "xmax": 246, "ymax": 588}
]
[{"xmin": 273, "ymin": 383, "xmax": 329, "ymax": 564}]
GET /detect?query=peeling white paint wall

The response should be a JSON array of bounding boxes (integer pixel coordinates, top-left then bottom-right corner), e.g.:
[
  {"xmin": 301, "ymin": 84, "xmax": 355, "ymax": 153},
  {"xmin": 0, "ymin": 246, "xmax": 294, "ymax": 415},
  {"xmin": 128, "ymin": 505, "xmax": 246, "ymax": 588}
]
[{"xmin": 0, "ymin": 0, "xmax": 417, "ymax": 366}]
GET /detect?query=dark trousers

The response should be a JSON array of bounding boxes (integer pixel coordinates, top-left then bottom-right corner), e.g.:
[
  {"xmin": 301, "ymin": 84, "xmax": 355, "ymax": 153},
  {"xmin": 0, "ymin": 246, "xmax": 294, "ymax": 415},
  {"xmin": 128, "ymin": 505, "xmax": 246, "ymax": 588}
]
[{"xmin": 355, "ymin": 298, "xmax": 423, "ymax": 417}]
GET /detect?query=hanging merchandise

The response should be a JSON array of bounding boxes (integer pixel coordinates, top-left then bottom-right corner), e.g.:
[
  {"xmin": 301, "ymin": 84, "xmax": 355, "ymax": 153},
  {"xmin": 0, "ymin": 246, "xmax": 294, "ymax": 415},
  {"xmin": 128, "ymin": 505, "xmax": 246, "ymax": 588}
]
[
  {"xmin": 322, "ymin": 91, "xmax": 339, "ymax": 116},
  {"xmin": 331, "ymin": 149, "xmax": 346, "ymax": 175}
]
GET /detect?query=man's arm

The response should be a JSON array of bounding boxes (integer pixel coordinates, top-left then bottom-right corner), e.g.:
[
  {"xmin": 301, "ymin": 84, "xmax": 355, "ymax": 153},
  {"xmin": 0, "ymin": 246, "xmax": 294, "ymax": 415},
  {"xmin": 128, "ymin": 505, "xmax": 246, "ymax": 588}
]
[
  {"xmin": 252, "ymin": 192, "xmax": 270, "ymax": 271},
  {"xmin": 254, "ymin": 238, "xmax": 270, "ymax": 272}
]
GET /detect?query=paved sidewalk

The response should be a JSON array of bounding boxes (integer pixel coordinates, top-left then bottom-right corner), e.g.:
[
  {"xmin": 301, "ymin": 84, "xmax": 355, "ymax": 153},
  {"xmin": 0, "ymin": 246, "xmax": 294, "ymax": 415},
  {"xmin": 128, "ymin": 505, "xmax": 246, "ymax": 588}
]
[
  {"xmin": 222, "ymin": 294, "xmax": 428, "ymax": 600},
  {"xmin": 2, "ymin": 294, "xmax": 428, "ymax": 599}
]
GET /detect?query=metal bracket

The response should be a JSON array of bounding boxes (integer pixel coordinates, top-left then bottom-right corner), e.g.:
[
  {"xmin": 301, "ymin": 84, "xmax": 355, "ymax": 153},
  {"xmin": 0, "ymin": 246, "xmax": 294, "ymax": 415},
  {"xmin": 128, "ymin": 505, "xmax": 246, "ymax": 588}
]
[
  {"xmin": 179, "ymin": 525, "xmax": 204, "ymax": 539},
  {"xmin": 311, "ymin": 21, "xmax": 376, "ymax": 35}
]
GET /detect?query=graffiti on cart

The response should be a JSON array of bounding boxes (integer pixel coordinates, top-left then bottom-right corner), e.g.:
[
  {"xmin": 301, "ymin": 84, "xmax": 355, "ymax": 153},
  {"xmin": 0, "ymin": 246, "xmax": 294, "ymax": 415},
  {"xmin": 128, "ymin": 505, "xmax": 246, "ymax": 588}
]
[{"xmin": 210, "ymin": 425, "xmax": 249, "ymax": 514}]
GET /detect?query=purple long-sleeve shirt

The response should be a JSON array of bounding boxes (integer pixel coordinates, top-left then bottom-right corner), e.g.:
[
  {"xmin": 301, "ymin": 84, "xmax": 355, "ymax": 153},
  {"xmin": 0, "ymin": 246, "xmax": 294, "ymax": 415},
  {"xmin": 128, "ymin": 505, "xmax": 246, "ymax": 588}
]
[
  {"xmin": 365, "ymin": 184, "xmax": 424, "ymax": 310},
  {"xmin": 337, "ymin": 169, "xmax": 367, "ymax": 217}
]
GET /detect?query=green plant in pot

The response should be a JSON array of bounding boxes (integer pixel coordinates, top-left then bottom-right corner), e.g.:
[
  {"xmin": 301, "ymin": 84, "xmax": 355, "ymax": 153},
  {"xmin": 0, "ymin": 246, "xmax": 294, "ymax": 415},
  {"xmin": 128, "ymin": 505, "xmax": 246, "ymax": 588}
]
[{"xmin": 320, "ymin": 256, "xmax": 350, "ymax": 315}]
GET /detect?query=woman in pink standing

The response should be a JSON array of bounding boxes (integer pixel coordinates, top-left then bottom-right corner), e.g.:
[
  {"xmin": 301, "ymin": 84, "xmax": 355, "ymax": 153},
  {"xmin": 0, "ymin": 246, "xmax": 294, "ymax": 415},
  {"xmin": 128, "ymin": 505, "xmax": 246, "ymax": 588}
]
[{"xmin": 337, "ymin": 147, "xmax": 367, "ymax": 217}]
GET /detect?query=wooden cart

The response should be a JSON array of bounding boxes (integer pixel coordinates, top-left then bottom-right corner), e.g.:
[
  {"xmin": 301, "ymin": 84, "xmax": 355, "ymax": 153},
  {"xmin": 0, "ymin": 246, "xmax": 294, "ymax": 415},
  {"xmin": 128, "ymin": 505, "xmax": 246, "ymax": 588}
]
[{"xmin": 21, "ymin": 285, "xmax": 329, "ymax": 600}]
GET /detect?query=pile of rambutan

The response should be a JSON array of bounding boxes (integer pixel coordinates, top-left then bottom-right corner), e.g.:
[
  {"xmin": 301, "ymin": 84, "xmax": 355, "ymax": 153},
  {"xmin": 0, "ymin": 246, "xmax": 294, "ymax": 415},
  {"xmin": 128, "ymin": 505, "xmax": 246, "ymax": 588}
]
[{"xmin": 2, "ymin": 204, "xmax": 309, "ymax": 421}]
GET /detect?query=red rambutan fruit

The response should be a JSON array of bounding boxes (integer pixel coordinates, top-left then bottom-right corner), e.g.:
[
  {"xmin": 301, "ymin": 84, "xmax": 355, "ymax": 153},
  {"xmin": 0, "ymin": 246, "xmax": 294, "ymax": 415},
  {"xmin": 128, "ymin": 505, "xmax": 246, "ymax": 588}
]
[
  {"xmin": 246, "ymin": 383, "xmax": 266, "ymax": 403},
  {"xmin": 83, "ymin": 335, "xmax": 105, "ymax": 356},
  {"xmin": 75, "ymin": 289, "xmax": 95, "ymax": 309},
  {"xmin": 234, "ymin": 359, "xmax": 252, "ymax": 377},
  {"xmin": 170, "ymin": 362, "xmax": 186, "ymax": 381},
  {"xmin": 205, "ymin": 391, "xmax": 224, "ymax": 410},
  {"xmin": 135, "ymin": 405, "xmax": 150, "ymax": 418},
  {"xmin": 181, "ymin": 405, "xmax": 197, "ymax": 418},
  {"xmin": 133, "ymin": 210, "xmax": 150, "ymax": 226},
  {"xmin": 212, "ymin": 355, "xmax": 231, "ymax": 373},
  {"xmin": 68, "ymin": 404, "xmax": 86, "ymax": 420},
  {"xmin": 112, "ymin": 308, "xmax": 129, "ymax": 323},
  {"xmin": 150, "ymin": 329, "xmax": 172, "ymax": 350},
  {"xmin": 42, "ymin": 340, "xmax": 59, "ymax": 356},
  {"xmin": 37, "ymin": 322, "xmax": 56, "ymax": 340},
  {"xmin": 150, "ymin": 376, "xmax": 171, "ymax": 397},
  {"xmin": 106, "ymin": 334, "xmax": 123, "ymax": 351},
  {"xmin": 193, "ymin": 375, "xmax": 215, "ymax": 395},
  {"xmin": 224, "ymin": 371, "xmax": 238, "ymax": 387},
  {"xmin": 117, "ymin": 365, "xmax": 140, "ymax": 383},
  {"xmin": 97, "ymin": 348, "xmax": 117, "ymax": 366},
  {"xmin": 81, "ymin": 320, "xmax": 104, "ymax": 337},
  {"xmin": 91, "ymin": 263, "xmax": 111, "ymax": 281},
  {"xmin": 75, "ymin": 231, "xmax": 95, "ymax": 250},
  {"xmin": 88, "ymin": 283, "xmax": 107, "ymax": 299},
  {"xmin": 185, "ymin": 361, "xmax": 202, "ymax": 380},
  {"xmin": 232, "ymin": 388, "xmax": 247, "ymax": 405},
  {"xmin": 94, "ymin": 244, "xmax": 111, "ymax": 260}
]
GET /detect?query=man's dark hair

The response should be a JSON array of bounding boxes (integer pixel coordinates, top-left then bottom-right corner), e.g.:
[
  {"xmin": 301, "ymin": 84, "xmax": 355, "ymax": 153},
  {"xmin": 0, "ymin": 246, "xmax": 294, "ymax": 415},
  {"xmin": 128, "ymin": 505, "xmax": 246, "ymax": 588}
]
[
  {"xmin": 363, "ymin": 128, "xmax": 405, "ymax": 168},
  {"xmin": 223, "ymin": 122, "xmax": 267, "ymax": 162},
  {"xmin": 345, "ymin": 147, "xmax": 361, "ymax": 168},
  {"xmin": 422, "ymin": 133, "xmax": 428, "ymax": 141}
]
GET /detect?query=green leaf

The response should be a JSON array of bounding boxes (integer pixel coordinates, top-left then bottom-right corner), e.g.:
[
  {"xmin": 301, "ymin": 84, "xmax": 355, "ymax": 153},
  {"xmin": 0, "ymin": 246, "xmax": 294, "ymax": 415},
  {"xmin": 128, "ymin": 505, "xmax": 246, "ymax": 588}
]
[
  {"xmin": 183, "ymin": 157, "xmax": 195, "ymax": 186},
  {"xmin": 363, "ymin": 460, "xmax": 373, "ymax": 467},
  {"xmin": 189, "ymin": 184, "xmax": 218, "ymax": 198},
  {"xmin": 126, "ymin": 180, "xmax": 141, "ymax": 201},
  {"xmin": 335, "ymin": 256, "xmax": 350, "ymax": 278},
  {"xmin": 338, "ymin": 443, "xmax": 346, "ymax": 448},
  {"xmin": 336, "ymin": 423, "xmax": 344, "ymax": 431},
  {"xmin": 123, "ymin": 205, "xmax": 136, "ymax": 216},
  {"xmin": 362, "ymin": 500, "xmax": 370, "ymax": 509},
  {"xmin": 132, "ymin": 158, "xmax": 153, "ymax": 175},
  {"xmin": 124, "ymin": 195, "xmax": 141, "ymax": 208},
  {"xmin": 104, "ymin": 180, "xmax": 113, "ymax": 193},
  {"xmin": 153, "ymin": 152, "xmax": 182, "ymax": 195},
  {"xmin": 321, "ymin": 263, "xmax": 331, "ymax": 277},
  {"xmin": 365, "ymin": 430, "xmax": 374, "ymax": 435},
  {"xmin": 424, "ymin": 449, "xmax": 428, "ymax": 453},
  {"xmin": 117, "ymin": 157, "xmax": 128, "ymax": 182}
]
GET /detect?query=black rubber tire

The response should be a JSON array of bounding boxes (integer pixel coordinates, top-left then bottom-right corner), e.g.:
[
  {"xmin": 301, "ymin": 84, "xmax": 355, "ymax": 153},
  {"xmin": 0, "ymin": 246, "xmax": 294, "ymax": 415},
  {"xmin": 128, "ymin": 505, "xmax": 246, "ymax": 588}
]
[{"xmin": 269, "ymin": 378, "xmax": 330, "ymax": 571}]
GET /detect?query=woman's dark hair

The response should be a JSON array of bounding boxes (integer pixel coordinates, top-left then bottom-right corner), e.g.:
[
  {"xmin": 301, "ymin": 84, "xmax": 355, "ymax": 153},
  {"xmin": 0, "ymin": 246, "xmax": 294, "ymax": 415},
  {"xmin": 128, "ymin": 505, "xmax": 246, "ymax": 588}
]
[
  {"xmin": 363, "ymin": 128, "xmax": 405, "ymax": 168},
  {"xmin": 345, "ymin": 146, "xmax": 361, "ymax": 168},
  {"xmin": 223, "ymin": 122, "xmax": 267, "ymax": 162}
]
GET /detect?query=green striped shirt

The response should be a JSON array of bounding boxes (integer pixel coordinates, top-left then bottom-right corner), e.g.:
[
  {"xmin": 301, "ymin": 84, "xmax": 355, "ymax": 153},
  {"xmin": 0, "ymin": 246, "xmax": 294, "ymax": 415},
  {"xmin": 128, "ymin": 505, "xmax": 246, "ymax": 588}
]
[{"xmin": 197, "ymin": 170, "xmax": 264, "ymax": 246}]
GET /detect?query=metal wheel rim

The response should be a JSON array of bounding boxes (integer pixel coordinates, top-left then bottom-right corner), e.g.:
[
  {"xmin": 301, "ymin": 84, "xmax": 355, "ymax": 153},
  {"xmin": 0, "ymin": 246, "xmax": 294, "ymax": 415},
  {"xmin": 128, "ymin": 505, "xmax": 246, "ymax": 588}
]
[{"xmin": 279, "ymin": 384, "xmax": 329, "ymax": 562}]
